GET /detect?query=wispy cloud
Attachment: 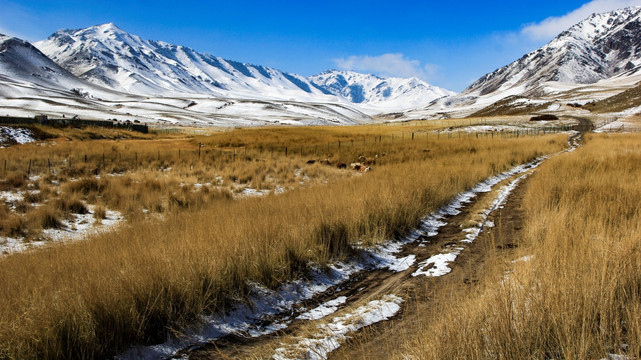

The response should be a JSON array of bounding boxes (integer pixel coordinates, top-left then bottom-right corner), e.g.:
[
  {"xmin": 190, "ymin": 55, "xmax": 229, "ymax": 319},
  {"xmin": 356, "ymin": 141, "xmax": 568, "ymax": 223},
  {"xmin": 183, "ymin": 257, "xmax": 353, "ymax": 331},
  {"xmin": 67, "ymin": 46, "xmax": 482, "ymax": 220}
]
[
  {"xmin": 333, "ymin": 53, "xmax": 438, "ymax": 80},
  {"xmin": 521, "ymin": 0, "xmax": 641, "ymax": 41}
]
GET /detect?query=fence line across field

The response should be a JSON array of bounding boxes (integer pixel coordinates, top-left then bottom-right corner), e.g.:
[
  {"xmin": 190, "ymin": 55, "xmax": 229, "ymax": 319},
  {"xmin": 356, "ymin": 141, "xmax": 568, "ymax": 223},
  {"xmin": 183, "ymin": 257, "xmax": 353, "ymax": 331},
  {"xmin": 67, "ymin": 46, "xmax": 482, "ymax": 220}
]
[{"xmin": 2, "ymin": 124, "xmax": 581, "ymax": 178}]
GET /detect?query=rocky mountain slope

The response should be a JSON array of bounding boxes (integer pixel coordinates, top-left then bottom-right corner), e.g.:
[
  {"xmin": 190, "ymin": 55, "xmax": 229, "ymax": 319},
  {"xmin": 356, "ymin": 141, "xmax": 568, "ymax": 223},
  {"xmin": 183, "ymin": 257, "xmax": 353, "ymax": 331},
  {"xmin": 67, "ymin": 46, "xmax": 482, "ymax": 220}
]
[
  {"xmin": 0, "ymin": 33, "xmax": 119, "ymax": 99},
  {"xmin": 0, "ymin": 32, "xmax": 372, "ymax": 126},
  {"xmin": 464, "ymin": 6, "xmax": 641, "ymax": 97}
]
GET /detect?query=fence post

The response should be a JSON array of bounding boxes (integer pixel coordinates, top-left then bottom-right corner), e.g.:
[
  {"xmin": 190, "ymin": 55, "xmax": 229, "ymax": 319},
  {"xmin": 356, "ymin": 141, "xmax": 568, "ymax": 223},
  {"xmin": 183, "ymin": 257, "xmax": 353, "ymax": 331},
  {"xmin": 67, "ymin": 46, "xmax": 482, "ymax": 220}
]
[
  {"xmin": 27, "ymin": 159, "xmax": 31, "ymax": 177},
  {"xmin": 198, "ymin": 143, "xmax": 201, "ymax": 159},
  {"xmin": 285, "ymin": 146, "xmax": 288, "ymax": 156},
  {"xmin": 412, "ymin": 132, "xmax": 415, "ymax": 140},
  {"xmin": 48, "ymin": 158, "xmax": 51, "ymax": 174}
]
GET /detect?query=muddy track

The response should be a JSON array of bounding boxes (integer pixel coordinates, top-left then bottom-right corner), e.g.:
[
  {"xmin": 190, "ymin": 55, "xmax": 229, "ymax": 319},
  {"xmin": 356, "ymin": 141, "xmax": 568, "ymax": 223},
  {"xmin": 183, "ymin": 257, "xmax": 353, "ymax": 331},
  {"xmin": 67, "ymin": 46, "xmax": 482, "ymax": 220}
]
[
  {"xmin": 169, "ymin": 134, "xmax": 585, "ymax": 360},
  {"xmin": 183, "ymin": 193, "xmax": 502, "ymax": 359},
  {"xmin": 329, "ymin": 167, "xmax": 534, "ymax": 359}
]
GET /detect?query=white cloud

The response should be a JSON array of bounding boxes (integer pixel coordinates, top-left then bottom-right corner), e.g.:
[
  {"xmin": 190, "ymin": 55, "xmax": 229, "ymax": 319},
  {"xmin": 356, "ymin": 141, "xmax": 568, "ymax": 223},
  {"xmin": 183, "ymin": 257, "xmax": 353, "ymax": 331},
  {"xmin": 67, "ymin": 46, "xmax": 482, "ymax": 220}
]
[
  {"xmin": 522, "ymin": 0, "xmax": 641, "ymax": 40},
  {"xmin": 333, "ymin": 53, "xmax": 436, "ymax": 80}
]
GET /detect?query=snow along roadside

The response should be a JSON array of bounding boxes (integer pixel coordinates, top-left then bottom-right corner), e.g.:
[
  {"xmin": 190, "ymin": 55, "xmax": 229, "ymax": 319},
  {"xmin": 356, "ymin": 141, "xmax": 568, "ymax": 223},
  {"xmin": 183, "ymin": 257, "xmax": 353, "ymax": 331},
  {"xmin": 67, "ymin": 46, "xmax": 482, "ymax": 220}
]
[
  {"xmin": 119, "ymin": 153, "xmax": 559, "ymax": 359},
  {"xmin": 273, "ymin": 295, "xmax": 404, "ymax": 360}
]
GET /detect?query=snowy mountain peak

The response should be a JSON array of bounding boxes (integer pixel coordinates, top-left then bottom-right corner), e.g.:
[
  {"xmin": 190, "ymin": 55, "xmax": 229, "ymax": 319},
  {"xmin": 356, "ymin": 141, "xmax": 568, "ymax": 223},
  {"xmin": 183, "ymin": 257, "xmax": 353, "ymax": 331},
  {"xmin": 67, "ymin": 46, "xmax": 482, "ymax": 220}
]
[
  {"xmin": 35, "ymin": 23, "xmax": 333, "ymax": 99},
  {"xmin": 0, "ymin": 32, "xmax": 108, "ymax": 96},
  {"xmin": 33, "ymin": 24, "xmax": 453, "ymax": 112},
  {"xmin": 465, "ymin": 6, "xmax": 641, "ymax": 97},
  {"xmin": 310, "ymin": 70, "xmax": 454, "ymax": 109}
]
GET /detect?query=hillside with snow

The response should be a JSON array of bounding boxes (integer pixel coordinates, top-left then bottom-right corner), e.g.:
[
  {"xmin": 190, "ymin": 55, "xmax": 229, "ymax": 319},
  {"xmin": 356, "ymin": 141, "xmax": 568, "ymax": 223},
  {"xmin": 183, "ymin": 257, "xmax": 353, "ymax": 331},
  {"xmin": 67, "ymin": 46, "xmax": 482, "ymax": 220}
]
[
  {"xmin": 398, "ymin": 6, "xmax": 641, "ymax": 119},
  {"xmin": 33, "ymin": 24, "xmax": 453, "ymax": 114},
  {"xmin": 464, "ymin": 6, "xmax": 641, "ymax": 97},
  {"xmin": 0, "ymin": 33, "xmax": 122, "ymax": 100},
  {"xmin": 34, "ymin": 23, "xmax": 337, "ymax": 101}
]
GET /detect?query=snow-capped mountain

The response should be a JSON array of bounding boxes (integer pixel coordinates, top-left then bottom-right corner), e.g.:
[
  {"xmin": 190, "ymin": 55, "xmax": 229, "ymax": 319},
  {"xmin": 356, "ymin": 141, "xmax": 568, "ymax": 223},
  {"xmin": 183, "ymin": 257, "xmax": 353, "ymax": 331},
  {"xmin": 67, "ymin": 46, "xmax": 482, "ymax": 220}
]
[
  {"xmin": 0, "ymin": 33, "xmax": 116, "ymax": 98},
  {"xmin": 0, "ymin": 31, "xmax": 371, "ymax": 126},
  {"xmin": 35, "ymin": 23, "xmax": 335, "ymax": 100},
  {"xmin": 34, "ymin": 23, "xmax": 454, "ymax": 113},
  {"xmin": 310, "ymin": 70, "xmax": 454, "ymax": 111},
  {"xmin": 465, "ymin": 6, "xmax": 641, "ymax": 97}
]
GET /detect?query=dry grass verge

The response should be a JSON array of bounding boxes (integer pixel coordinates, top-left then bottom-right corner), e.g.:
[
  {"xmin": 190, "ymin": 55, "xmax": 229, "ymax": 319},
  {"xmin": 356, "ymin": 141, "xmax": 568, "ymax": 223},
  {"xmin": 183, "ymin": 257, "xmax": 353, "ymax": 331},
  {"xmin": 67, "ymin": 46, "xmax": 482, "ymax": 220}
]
[{"xmin": 397, "ymin": 133, "xmax": 641, "ymax": 359}]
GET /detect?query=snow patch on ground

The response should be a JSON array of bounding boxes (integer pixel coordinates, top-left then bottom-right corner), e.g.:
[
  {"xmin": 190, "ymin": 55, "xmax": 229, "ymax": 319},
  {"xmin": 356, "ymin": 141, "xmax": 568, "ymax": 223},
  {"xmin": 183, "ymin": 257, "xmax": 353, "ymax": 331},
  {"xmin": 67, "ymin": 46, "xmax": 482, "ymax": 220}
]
[
  {"xmin": 413, "ymin": 169, "xmax": 540, "ymax": 277},
  {"xmin": 436, "ymin": 121, "xmax": 574, "ymax": 134},
  {"xmin": 121, "ymin": 262, "xmax": 368, "ymax": 359},
  {"xmin": 0, "ymin": 206, "xmax": 123, "ymax": 255},
  {"xmin": 297, "ymin": 296, "xmax": 348, "ymax": 321},
  {"xmin": 594, "ymin": 118, "xmax": 636, "ymax": 132},
  {"xmin": 0, "ymin": 126, "xmax": 36, "ymax": 147},
  {"xmin": 273, "ymin": 294, "xmax": 403, "ymax": 360}
]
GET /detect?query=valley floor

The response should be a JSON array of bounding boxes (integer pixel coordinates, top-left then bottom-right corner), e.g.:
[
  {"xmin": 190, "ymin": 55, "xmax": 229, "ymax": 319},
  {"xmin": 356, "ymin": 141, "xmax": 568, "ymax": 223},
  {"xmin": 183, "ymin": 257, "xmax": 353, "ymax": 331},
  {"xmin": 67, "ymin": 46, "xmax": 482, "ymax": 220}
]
[{"xmin": 1, "ymin": 118, "xmax": 638, "ymax": 360}]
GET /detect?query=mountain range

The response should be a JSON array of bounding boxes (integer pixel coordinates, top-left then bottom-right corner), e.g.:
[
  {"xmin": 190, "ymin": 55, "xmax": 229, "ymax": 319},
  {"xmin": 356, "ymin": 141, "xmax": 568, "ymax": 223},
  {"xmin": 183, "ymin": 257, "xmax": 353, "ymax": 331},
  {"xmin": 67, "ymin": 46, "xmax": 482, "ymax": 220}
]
[{"xmin": 1, "ymin": 6, "xmax": 641, "ymax": 125}]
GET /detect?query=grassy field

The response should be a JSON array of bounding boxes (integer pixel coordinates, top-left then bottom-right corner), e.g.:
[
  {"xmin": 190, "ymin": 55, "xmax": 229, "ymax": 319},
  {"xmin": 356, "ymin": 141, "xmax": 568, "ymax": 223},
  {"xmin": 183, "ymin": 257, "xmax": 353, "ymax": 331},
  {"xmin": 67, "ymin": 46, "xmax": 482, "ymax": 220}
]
[
  {"xmin": 395, "ymin": 133, "xmax": 641, "ymax": 359},
  {"xmin": 0, "ymin": 122, "xmax": 568, "ymax": 358}
]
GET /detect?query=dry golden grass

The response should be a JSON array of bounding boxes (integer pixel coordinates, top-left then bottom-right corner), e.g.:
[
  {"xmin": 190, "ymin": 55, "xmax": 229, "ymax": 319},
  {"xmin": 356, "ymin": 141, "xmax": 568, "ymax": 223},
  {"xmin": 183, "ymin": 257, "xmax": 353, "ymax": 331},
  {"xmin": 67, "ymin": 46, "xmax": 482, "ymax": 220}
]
[
  {"xmin": 0, "ymin": 123, "xmax": 568, "ymax": 359},
  {"xmin": 396, "ymin": 133, "xmax": 641, "ymax": 360}
]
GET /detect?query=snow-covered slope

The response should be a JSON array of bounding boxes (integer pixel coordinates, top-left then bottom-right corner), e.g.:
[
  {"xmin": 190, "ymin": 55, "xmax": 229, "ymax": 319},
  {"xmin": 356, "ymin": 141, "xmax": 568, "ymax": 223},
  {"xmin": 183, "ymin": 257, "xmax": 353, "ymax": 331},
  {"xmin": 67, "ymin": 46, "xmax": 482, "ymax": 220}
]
[
  {"xmin": 310, "ymin": 70, "xmax": 454, "ymax": 112},
  {"xmin": 0, "ymin": 33, "xmax": 120, "ymax": 99},
  {"xmin": 465, "ymin": 6, "xmax": 641, "ymax": 97},
  {"xmin": 34, "ymin": 23, "xmax": 337, "ymax": 101},
  {"xmin": 394, "ymin": 6, "xmax": 641, "ymax": 120},
  {"xmin": 0, "ymin": 33, "xmax": 372, "ymax": 126},
  {"xmin": 0, "ymin": 30, "xmax": 374, "ymax": 126}
]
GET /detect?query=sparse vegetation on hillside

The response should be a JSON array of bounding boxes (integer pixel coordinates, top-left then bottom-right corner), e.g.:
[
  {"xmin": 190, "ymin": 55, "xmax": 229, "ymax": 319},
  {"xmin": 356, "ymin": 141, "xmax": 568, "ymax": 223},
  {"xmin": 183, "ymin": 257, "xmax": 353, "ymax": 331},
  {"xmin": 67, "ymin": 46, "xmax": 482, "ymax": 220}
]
[
  {"xmin": 584, "ymin": 83, "xmax": 641, "ymax": 113},
  {"xmin": 469, "ymin": 96, "xmax": 553, "ymax": 118}
]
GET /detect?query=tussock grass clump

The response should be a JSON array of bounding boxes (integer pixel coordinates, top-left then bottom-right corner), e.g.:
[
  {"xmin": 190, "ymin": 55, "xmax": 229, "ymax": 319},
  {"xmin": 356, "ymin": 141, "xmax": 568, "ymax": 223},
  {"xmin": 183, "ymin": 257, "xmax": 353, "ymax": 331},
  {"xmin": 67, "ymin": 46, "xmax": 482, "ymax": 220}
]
[
  {"xmin": 27, "ymin": 206, "xmax": 63, "ymax": 230},
  {"xmin": 53, "ymin": 196, "xmax": 88, "ymax": 216},
  {"xmin": 93, "ymin": 205, "xmax": 107, "ymax": 221},
  {"xmin": 0, "ymin": 212, "xmax": 26, "ymax": 237},
  {"xmin": 0, "ymin": 171, "xmax": 27, "ymax": 190},
  {"xmin": 397, "ymin": 133, "xmax": 641, "ymax": 360}
]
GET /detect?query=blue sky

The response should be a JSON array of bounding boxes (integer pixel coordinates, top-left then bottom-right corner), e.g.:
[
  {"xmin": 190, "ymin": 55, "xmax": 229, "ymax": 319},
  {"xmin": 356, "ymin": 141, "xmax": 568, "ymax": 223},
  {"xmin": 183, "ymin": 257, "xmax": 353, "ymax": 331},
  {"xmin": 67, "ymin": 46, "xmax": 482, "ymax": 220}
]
[{"xmin": 1, "ymin": 0, "xmax": 640, "ymax": 91}]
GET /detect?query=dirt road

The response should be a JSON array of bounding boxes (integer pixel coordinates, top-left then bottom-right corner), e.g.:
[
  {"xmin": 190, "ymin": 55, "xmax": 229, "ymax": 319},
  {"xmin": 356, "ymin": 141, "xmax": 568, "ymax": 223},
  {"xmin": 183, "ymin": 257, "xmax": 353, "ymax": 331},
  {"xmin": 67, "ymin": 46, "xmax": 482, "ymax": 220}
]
[{"xmin": 165, "ymin": 132, "xmax": 585, "ymax": 360}]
